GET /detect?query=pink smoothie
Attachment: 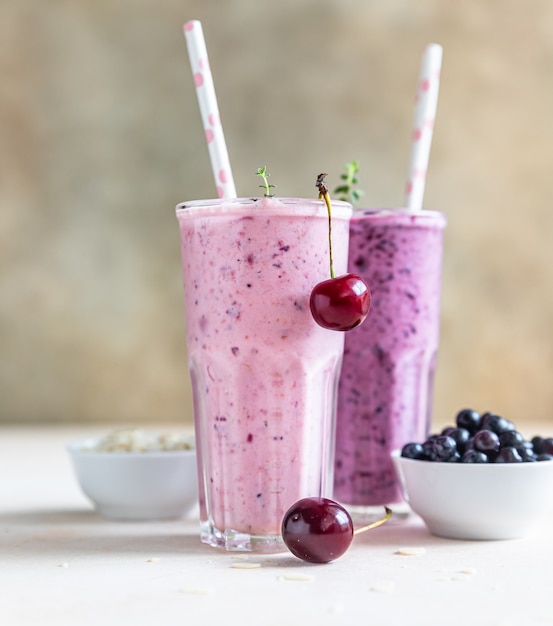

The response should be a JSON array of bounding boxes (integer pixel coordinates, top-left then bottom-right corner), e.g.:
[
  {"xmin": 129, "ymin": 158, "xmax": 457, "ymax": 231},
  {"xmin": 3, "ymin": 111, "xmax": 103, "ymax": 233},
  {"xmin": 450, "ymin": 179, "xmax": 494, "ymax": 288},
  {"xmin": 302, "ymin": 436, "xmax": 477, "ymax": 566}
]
[
  {"xmin": 176, "ymin": 197, "xmax": 351, "ymax": 551},
  {"xmin": 334, "ymin": 209, "xmax": 446, "ymax": 509}
]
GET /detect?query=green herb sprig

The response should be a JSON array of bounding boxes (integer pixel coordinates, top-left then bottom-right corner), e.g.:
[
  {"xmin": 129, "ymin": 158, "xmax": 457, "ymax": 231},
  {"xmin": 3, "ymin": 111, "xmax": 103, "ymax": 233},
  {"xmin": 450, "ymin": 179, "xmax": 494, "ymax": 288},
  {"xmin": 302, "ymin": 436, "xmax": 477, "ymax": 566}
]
[
  {"xmin": 333, "ymin": 161, "xmax": 364, "ymax": 205},
  {"xmin": 255, "ymin": 166, "xmax": 276, "ymax": 197}
]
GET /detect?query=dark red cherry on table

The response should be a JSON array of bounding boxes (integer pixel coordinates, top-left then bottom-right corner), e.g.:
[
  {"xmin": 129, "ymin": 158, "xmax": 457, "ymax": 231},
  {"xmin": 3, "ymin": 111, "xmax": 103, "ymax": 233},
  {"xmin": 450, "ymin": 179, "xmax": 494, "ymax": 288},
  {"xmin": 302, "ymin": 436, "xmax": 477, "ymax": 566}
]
[
  {"xmin": 309, "ymin": 273, "xmax": 371, "ymax": 331},
  {"xmin": 281, "ymin": 497, "xmax": 354, "ymax": 563}
]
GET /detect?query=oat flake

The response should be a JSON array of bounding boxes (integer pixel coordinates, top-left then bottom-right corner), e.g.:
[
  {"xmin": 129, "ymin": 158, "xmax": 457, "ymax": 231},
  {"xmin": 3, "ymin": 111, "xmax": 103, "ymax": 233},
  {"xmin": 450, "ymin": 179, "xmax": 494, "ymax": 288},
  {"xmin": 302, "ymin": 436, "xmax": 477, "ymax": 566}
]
[
  {"xmin": 230, "ymin": 562, "xmax": 262, "ymax": 569},
  {"xmin": 395, "ymin": 546, "xmax": 426, "ymax": 556}
]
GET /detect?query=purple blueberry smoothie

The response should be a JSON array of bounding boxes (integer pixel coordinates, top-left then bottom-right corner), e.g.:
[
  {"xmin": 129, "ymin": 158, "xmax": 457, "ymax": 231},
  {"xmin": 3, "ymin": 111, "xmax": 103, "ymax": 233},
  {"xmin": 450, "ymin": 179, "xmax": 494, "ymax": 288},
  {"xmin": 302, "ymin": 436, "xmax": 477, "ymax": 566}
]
[
  {"xmin": 334, "ymin": 209, "xmax": 446, "ymax": 511},
  {"xmin": 176, "ymin": 196, "xmax": 351, "ymax": 552}
]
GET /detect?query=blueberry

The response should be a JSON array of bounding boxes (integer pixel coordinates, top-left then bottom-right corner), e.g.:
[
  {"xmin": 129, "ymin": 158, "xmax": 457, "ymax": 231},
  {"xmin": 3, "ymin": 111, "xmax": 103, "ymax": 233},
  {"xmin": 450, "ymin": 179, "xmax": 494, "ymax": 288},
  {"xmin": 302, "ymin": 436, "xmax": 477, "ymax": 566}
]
[
  {"xmin": 531, "ymin": 437, "xmax": 553, "ymax": 456},
  {"xmin": 443, "ymin": 451, "xmax": 461, "ymax": 463},
  {"xmin": 542, "ymin": 438, "xmax": 553, "ymax": 455},
  {"xmin": 420, "ymin": 435, "xmax": 439, "ymax": 458},
  {"xmin": 498, "ymin": 430, "xmax": 525, "ymax": 449},
  {"xmin": 461, "ymin": 450, "xmax": 489, "ymax": 463},
  {"xmin": 422, "ymin": 435, "xmax": 457, "ymax": 462},
  {"xmin": 455, "ymin": 409, "xmax": 481, "ymax": 434},
  {"xmin": 516, "ymin": 440, "xmax": 537, "ymax": 461},
  {"xmin": 518, "ymin": 447, "xmax": 537, "ymax": 462},
  {"xmin": 537, "ymin": 453, "xmax": 553, "ymax": 462},
  {"xmin": 421, "ymin": 439, "xmax": 436, "ymax": 461},
  {"xmin": 441, "ymin": 427, "xmax": 470, "ymax": 454},
  {"xmin": 473, "ymin": 429, "xmax": 500, "ymax": 455},
  {"xmin": 495, "ymin": 447, "xmax": 523, "ymax": 463},
  {"xmin": 531, "ymin": 436, "xmax": 545, "ymax": 454},
  {"xmin": 479, "ymin": 412, "xmax": 515, "ymax": 435},
  {"xmin": 401, "ymin": 442, "xmax": 425, "ymax": 460}
]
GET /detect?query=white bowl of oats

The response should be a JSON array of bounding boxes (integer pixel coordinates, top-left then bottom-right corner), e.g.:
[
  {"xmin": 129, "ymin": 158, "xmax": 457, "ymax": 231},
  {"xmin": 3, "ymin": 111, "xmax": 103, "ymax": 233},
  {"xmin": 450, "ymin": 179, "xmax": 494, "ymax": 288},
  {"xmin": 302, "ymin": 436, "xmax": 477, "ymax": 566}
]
[{"xmin": 67, "ymin": 429, "xmax": 198, "ymax": 520}]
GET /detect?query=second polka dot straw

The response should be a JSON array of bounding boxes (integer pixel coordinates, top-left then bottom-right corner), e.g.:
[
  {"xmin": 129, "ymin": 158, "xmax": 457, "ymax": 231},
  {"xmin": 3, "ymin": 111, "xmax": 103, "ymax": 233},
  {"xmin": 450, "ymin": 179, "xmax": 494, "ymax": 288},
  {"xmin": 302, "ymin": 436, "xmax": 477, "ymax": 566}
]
[
  {"xmin": 183, "ymin": 20, "xmax": 237, "ymax": 199},
  {"xmin": 404, "ymin": 43, "xmax": 443, "ymax": 211}
]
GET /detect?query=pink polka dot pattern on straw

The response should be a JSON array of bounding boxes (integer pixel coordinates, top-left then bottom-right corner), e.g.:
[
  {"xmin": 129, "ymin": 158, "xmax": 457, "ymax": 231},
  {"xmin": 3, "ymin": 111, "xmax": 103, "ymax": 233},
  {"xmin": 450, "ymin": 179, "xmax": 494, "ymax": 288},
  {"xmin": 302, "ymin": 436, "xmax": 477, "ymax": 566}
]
[
  {"xmin": 404, "ymin": 43, "xmax": 443, "ymax": 211},
  {"xmin": 183, "ymin": 20, "xmax": 237, "ymax": 199}
]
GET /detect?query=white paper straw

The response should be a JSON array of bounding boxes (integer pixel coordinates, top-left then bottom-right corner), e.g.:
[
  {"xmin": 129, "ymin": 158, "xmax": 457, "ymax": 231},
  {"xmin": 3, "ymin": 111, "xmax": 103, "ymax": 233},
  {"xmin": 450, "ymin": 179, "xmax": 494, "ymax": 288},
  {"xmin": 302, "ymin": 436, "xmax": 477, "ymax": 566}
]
[
  {"xmin": 183, "ymin": 20, "xmax": 237, "ymax": 199},
  {"xmin": 404, "ymin": 43, "xmax": 443, "ymax": 211}
]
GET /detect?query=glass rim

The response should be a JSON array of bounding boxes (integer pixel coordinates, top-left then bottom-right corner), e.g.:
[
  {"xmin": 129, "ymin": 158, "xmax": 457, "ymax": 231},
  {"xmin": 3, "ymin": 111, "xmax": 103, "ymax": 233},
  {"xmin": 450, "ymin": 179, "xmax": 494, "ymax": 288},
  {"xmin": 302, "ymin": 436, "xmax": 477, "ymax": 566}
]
[
  {"xmin": 176, "ymin": 196, "xmax": 352, "ymax": 218},
  {"xmin": 350, "ymin": 208, "xmax": 446, "ymax": 225}
]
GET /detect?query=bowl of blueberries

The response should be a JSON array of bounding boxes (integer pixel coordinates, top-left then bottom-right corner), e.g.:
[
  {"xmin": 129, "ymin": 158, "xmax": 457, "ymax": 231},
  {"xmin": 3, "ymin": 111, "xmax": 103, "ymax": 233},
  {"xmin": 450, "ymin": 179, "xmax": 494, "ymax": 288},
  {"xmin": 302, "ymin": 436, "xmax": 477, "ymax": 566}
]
[{"xmin": 392, "ymin": 409, "xmax": 553, "ymax": 540}]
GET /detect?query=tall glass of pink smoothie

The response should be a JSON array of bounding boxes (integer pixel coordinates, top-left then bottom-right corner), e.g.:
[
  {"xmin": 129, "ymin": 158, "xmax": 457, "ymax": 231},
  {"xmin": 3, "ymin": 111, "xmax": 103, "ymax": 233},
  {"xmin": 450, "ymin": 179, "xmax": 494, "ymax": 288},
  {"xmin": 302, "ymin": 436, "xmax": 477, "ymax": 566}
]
[
  {"xmin": 334, "ymin": 209, "xmax": 446, "ymax": 516},
  {"xmin": 176, "ymin": 196, "xmax": 352, "ymax": 552}
]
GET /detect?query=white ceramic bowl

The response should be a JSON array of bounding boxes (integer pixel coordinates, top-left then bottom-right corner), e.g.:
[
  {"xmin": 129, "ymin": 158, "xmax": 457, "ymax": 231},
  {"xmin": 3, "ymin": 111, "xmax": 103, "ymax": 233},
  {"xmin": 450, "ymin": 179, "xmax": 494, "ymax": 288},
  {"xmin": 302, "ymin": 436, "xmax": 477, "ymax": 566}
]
[
  {"xmin": 392, "ymin": 451, "xmax": 553, "ymax": 540},
  {"xmin": 67, "ymin": 436, "xmax": 198, "ymax": 520}
]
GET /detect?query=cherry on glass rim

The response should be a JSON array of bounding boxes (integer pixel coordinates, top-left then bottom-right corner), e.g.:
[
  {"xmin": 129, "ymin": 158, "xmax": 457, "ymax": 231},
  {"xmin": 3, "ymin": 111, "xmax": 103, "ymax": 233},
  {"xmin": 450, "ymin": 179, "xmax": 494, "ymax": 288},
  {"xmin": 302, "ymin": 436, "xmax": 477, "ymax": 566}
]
[{"xmin": 309, "ymin": 273, "xmax": 371, "ymax": 331}]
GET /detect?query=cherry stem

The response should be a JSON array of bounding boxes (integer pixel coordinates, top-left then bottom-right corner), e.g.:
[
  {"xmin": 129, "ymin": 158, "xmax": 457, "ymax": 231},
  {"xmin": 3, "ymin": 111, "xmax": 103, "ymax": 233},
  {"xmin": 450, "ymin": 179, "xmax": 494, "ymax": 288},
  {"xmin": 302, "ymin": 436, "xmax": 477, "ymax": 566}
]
[
  {"xmin": 316, "ymin": 173, "xmax": 335, "ymax": 279},
  {"xmin": 352, "ymin": 507, "xmax": 393, "ymax": 535}
]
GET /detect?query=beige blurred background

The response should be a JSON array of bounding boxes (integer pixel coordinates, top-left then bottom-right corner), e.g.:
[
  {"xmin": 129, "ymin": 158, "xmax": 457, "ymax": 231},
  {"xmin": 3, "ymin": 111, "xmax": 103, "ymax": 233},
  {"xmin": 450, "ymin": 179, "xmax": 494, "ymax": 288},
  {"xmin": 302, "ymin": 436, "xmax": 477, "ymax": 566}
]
[{"xmin": 1, "ymin": 0, "xmax": 553, "ymax": 428}]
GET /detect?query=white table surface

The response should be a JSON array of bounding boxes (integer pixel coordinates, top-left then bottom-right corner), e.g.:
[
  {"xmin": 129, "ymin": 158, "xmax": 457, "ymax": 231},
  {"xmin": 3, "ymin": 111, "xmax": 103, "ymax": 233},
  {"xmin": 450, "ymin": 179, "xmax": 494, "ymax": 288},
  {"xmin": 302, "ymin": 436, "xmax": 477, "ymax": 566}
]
[{"xmin": 1, "ymin": 423, "xmax": 552, "ymax": 626}]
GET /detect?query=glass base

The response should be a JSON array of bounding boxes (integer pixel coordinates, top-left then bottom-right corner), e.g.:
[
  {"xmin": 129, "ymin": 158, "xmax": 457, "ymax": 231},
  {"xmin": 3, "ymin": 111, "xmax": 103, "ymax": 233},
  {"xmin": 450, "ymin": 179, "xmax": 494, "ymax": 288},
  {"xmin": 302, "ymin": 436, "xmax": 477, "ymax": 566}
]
[
  {"xmin": 200, "ymin": 520, "xmax": 288, "ymax": 553},
  {"xmin": 345, "ymin": 501, "xmax": 411, "ymax": 526}
]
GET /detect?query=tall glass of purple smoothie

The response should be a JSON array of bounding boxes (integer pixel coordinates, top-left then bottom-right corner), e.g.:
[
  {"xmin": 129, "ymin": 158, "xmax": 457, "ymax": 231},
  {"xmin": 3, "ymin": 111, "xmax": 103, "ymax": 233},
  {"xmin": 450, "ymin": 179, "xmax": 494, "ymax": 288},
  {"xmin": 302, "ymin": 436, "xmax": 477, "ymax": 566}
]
[
  {"xmin": 176, "ymin": 196, "xmax": 352, "ymax": 552},
  {"xmin": 334, "ymin": 209, "xmax": 446, "ymax": 516}
]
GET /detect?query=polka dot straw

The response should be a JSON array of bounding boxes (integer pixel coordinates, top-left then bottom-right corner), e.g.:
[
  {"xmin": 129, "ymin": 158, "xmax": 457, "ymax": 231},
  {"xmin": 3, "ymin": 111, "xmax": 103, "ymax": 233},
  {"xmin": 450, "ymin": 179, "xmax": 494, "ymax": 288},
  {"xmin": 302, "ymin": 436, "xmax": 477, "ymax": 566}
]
[
  {"xmin": 404, "ymin": 43, "xmax": 443, "ymax": 211},
  {"xmin": 183, "ymin": 20, "xmax": 237, "ymax": 199}
]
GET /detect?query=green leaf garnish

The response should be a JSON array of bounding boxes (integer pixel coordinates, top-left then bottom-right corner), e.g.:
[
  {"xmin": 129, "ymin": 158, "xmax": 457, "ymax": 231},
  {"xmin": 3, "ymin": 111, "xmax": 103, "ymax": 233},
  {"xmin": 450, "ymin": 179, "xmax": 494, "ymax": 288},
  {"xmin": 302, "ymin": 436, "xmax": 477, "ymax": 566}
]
[
  {"xmin": 255, "ymin": 166, "xmax": 276, "ymax": 197},
  {"xmin": 333, "ymin": 161, "xmax": 365, "ymax": 205}
]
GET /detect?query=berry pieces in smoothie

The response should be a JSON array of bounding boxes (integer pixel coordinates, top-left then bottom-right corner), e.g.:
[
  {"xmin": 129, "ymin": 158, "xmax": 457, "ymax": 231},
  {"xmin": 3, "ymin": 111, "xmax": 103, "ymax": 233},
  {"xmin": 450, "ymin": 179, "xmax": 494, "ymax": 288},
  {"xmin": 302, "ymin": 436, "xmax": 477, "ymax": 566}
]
[{"xmin": 401, "ymin": 408, "xmax": 553, "ymax": 464}]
